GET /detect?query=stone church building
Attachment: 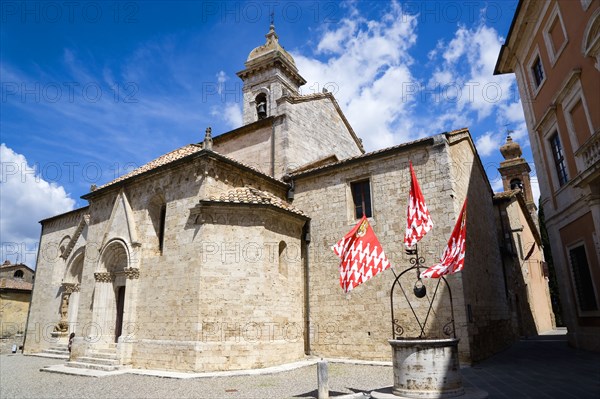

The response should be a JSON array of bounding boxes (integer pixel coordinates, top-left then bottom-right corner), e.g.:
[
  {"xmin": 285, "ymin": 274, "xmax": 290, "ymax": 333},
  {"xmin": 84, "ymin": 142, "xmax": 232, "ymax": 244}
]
[{"xmin": 24, "ymin": 26, "xmax": 554, "ymax": 372}]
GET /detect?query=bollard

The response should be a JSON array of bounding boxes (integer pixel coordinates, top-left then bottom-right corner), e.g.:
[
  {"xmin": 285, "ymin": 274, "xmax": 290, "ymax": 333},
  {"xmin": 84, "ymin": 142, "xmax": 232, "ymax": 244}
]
[{"xmin": 317, "ymin": 360, "xmax": 329, "ymax": 399}]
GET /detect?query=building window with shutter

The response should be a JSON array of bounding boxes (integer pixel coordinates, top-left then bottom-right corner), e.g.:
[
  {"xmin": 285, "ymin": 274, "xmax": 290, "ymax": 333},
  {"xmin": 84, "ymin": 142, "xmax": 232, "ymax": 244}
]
[
  {"xmin": 568, "ymin": 245, "xmax": 598, "ymax": 312},
  {"xmin": 350, "ymin": 179, "xmax": 372, "ymax": 219},
  {"xmin": 550, "ymin": 133, "xmax": 568, "ymax": 186}
]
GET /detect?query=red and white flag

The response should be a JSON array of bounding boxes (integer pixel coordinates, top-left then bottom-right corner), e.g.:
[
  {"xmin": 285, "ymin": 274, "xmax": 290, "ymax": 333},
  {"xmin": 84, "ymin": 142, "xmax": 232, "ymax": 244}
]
[
  {"xmin": 332, "ymin": 216, "xmax": 391, "ymax": 292},
  {"xmin": 404, "ymin": 161, "xmax": 433, "ymax": 249},
  {"xmin": 421, "ymin": 199, "xmax": 467, "ymax": 278}
]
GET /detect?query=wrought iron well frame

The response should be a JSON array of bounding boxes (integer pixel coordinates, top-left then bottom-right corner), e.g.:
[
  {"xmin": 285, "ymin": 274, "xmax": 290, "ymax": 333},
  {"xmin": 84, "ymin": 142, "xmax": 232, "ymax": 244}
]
[{"xmin": 390, "ymin": 245, "xmax": 457, "ymax": 339}]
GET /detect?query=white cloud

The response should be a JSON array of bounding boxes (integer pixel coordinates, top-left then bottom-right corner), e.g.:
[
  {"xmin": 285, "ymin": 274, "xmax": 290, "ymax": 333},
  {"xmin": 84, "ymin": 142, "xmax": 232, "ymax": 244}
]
[
  {"xmin": 216, "ymin": 70, "xmax": 228, "ymax": 95},
  {"xmin": 430, "ymin": 23, "xmax": 517, "ymax": 122},
  {"xmin": 475, "ymin": 131, "xmax": 503, "ymax": 156},
  {"xmin": 292, "ymin": 1, "xmax": 419, "ymax": 150},
  {"xmin": 211, "ymin": 102, "xmax": 242, "ymax": 129},
  {"xmin": 1, "ymin": 144, "xmax": 76, "ymax": 267}
]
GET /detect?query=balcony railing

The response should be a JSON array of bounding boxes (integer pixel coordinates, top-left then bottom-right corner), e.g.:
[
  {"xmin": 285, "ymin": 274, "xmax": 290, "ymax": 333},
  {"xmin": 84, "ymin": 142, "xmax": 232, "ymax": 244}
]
[{"xmin": 576, "ymin": 130, "xmax": 600, "ymax": 171}]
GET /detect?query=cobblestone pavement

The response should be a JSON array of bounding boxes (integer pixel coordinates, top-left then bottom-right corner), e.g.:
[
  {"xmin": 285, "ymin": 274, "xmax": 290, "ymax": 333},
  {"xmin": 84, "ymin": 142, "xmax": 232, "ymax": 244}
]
[{"xmin": 1, "ymin": 331, "xmax": 599, "ymax": 398}]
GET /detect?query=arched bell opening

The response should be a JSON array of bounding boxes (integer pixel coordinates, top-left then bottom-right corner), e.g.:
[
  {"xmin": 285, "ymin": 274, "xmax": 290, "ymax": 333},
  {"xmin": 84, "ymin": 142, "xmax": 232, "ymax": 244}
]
[{"xmin": 255, "ymin": 93, "xmax": 268, "ymax": 120}]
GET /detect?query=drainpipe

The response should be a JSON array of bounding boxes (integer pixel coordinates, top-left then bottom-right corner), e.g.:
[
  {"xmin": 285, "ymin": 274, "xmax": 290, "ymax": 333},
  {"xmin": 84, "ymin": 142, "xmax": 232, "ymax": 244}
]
[
  {"xmin": 303, "ymin": 221, "xmax": 311, "ymax": 355},
  {"xmin": 271, "ymin": 119, "xmax": 276, "ymax": 178}
]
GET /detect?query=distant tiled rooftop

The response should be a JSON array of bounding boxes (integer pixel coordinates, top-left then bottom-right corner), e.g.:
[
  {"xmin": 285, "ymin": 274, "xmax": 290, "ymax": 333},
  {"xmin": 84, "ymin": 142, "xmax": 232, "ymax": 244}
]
[
  {"xmin": 206, "ymin": 186, "xmax": 308, "ymax": 218},
  {"xmin": 493, "ymin": 189, "xmax": 522, "ymax": 200},
  {"xmin": 0, "ymin": 278, "xmax": 33, "ymax": 291}
]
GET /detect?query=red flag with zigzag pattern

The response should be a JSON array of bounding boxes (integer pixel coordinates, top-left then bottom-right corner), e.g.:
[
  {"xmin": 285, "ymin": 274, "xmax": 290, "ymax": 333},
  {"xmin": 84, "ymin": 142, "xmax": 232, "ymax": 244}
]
[
  {"xmin": 332, "ymin": 216, "xmax": 391, "ymax": 292},
  {"xmin": 404, "ymin": 161, "xmax": 433, "ymax": 249},
  {"xmin": 421, "ymin": 199, "xmax": 467, "ymax": 278}
]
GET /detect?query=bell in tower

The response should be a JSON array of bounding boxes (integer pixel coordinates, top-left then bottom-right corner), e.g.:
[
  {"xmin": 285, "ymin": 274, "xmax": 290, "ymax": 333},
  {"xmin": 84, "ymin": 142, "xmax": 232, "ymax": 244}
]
[
  {"xmin": 237, "ymin": 23, "xmax": 307, "ymax": 125},
  {"xmin": 255, "ymin": 93, "xmax": 267, "ymax": 119}
]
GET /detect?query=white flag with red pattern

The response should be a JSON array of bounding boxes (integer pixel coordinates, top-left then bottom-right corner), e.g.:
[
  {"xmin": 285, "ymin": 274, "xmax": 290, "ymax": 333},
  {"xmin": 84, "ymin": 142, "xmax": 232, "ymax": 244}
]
[
  {"xmin": 332, "ymin": 216, "xmax": 391, "ymax": 292},
  {"xmin": 421, "ymin": 199, "xmax": 467, "ymax": 278},
  {"xmin": 404, "ymin": 161, "xmax": 433, "ymax": 249}
]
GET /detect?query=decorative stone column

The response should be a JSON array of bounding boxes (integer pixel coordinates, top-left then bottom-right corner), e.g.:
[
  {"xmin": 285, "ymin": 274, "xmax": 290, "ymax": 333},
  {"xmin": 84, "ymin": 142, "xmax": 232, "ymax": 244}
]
[{"xmin": 52, "ymin": 283, "xmax": 80, "ymax": 337}]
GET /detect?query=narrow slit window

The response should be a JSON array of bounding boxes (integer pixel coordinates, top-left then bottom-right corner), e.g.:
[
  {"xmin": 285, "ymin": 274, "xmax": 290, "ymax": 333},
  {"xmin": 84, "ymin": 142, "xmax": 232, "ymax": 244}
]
[
  {"xmin": 351, "ymin": 180, "xmax": 372, "ymax": 219},
  {"xmin": 158, "ymin": 204, "xmax": 166, "ymax": 253}
]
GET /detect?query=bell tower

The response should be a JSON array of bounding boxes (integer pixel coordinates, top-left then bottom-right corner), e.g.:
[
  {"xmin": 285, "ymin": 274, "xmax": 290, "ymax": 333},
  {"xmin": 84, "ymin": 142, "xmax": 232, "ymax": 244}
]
[
  {"xmin": 236, "ymin": 23, "xmax": 306, "ymax": 125},
  {"xmin": 498, "ymin": 135, "xmax": 538, "ymax": 219}
]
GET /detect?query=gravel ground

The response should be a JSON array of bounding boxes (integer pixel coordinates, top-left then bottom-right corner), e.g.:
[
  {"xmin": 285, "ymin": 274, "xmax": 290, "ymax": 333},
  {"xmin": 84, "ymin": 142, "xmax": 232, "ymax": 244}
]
[{"xmin": 0, "ymin": 354, "xmax": 393, "ymax": 399}]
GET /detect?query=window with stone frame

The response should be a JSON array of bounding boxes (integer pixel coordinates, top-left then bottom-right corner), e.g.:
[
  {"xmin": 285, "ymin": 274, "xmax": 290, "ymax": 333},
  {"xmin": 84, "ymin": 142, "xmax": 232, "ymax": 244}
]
[
  {"xmin": 531, "ymin": 56, "xmax": 545, "ymax": 88},
  {"xmin": 550, "ymin": 132, "xmax": 568, "ymax": 186},
  {"xmin": 13, "ymin": 270, "xmax": 24, "ymax": 279},
  {"xmin": 351, "ymin": 179, "xmax": 372, "ymax": 219},
  {"xmin": 568, "ymin": 244, "xmax": 598, "ymax": 312}
]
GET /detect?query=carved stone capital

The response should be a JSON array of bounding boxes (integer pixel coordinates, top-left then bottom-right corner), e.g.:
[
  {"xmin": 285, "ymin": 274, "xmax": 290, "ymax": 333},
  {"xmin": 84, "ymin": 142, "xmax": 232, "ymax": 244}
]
[
  {"xmin": 94, "ymin": 272, "xmax": 114, "ymax": 283},
  {"xmin": 123, "ymin": 267, "xmax": 140, "ymax": 279},
  {"xmin": 62, "ymin": 282, "xmax": 80, "ymax": 293}
]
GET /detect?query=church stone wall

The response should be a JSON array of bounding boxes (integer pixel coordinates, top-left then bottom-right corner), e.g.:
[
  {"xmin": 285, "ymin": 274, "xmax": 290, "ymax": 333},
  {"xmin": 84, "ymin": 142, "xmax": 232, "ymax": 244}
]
[
  {"xmin": 31, "ymin": 154, "xmax": 306, "ymax": 371},
  {"xmin": 190, "ymin": 209, "xmax": 306, "ymax": 371},
  {"xmin": 292, "ymin": 138, "xmax": 477, "ymax": 361},
  {"xmin": 446, "ymin": 132, "xmax": 513, "ymax": 362},
  {"xmin": 212, "ymin": 123, "xmax": 274, "ymax": 176},
  {"xmin": 277, "ymin": 96, "xmax": 363, "ymax": 176},
  {"xmin": 24, "ymin": 207, "xmax": 89, "ymax": 354}
]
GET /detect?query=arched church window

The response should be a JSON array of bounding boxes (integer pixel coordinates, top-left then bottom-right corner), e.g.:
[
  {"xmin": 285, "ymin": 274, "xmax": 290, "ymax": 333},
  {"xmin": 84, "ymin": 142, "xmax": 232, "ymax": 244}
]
[
  {"xmin": 278, "ymin": 241, "xmax": 288, "ymax": 277},
  {"xmin": 255, "ymin": 93, "xmax": 267, "ymax": 120},
  {"xmin": 13, "ymin": 270, "xmax": 24, "ymax": 279},
  {"xmin": 149, "ymin": 195, "xmax": 167, "ymax": 254},
  {"xmin": 158, "ymin": 204, "xmax": 166, "ymax": 253}
]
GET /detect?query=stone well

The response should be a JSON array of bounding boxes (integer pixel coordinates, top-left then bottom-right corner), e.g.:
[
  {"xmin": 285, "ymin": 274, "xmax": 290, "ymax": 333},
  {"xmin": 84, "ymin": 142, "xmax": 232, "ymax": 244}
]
[{"xmin": 372, "ymin": 338, "xmax": 487, "ymax": 399}]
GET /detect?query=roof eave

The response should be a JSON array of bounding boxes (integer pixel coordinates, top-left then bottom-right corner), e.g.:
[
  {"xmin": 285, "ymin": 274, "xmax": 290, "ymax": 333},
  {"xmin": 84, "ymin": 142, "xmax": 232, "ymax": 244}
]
[
  {"xmin": 81, "ymin": 149, "xmax": 287, "ymax": 200},
  {"xmin": 195, "ymin": 200, "xmax": 310, "ymax": 221}
]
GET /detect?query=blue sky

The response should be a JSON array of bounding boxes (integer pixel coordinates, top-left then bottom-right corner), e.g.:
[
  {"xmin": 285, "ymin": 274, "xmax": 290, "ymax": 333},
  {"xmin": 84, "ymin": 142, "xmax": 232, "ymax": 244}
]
[{"xmin": 1, "ymin": 0, "xmax": 532, "ymax": 266}]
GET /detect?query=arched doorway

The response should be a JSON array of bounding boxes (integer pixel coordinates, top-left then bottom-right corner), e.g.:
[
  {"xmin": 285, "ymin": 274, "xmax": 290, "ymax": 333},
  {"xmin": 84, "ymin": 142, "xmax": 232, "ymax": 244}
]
[{"xmin": 93, "ymin": 240, "xmax": 129, "ymax": 344}]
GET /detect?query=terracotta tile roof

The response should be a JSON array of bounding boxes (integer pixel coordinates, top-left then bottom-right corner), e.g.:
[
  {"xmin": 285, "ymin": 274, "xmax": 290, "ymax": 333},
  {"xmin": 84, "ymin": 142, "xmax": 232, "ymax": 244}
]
[
  {"xmin": 207, "ymin": 186, "xmax": 308, "ymax": 218},
  {"xmin": 290, "ymin": 135, "xmax": 435, "ymax": 177},
  {"xmin": 493, "ymin": 189, "xmax": 522, "ymax": 201},
  {"xmin": 97, "ymin": 144, "xmax": 204, "ymax": 190},
  {"xmin": 0, "ymin": 278, "xmax": 33, "ymax": 291},
  {"xmin": 92, "ymin": 144, "xmax": 283, "ymax": 194}
]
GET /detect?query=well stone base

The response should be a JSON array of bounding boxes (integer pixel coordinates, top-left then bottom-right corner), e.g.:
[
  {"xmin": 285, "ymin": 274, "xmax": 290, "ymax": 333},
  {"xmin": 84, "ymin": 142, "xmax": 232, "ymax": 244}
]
[
  {"xmin": 371, "ymin": 386, "xmax": 488, "ymax": 399},
  {"xmin": 382, "ymin": 338, "xmax": 487, "ymax": 399}
]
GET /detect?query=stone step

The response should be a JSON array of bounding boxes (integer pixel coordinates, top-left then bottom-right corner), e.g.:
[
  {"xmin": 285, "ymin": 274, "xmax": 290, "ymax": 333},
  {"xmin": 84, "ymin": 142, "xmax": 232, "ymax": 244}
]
[
  {"xmin": 86, "ymin": 351, "xmax": 118, "ymax": 360},
  {"xmin": 43, "ymin": 349, "xmax": 70, "ymax": 356},
  {"xmin": 65, "ymin": 361, "xmax": 121, "ymax": 372},
  {"xmin": 74, "ymin": 356, "xmax": 119, "ymax": 366}
]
